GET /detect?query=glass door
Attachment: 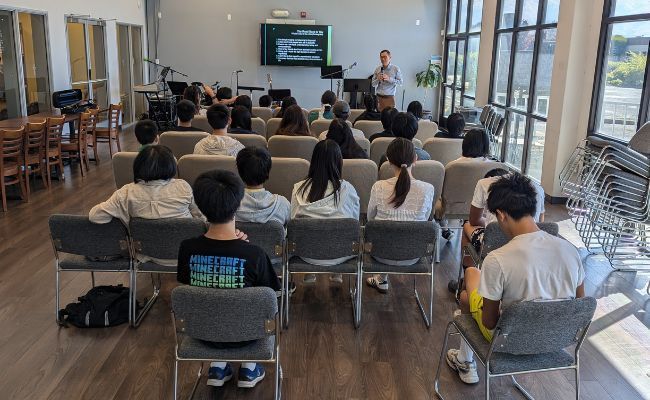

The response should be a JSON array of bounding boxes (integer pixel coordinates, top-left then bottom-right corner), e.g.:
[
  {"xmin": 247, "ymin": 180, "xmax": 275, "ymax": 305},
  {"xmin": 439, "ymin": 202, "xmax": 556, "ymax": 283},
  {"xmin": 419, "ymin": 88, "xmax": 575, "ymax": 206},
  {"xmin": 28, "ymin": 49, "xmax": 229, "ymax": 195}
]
[
  {"xmin": 18, "ymin": 12, "xmax": 50, "ymax": 115},
  {"xmin": 117, "ymin": 24, "xmax": 145, "ymax": 124},
  {"xmin": 66, "ymin": 18, "xmax": 108, "ymax": 109},
  {"xmin": 0, "ymin": 10, "xmax": 21, "ymax": 120}
]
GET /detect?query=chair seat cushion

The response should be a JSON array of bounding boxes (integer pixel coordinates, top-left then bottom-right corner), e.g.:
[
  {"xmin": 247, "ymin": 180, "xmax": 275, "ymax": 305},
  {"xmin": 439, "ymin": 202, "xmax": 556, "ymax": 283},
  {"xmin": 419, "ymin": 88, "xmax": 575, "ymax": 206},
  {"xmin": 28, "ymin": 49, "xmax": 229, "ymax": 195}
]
[
  {"xmin": 288, "ymin": 257, "xmax": 358, "ymax": 273},
  {"xmin": 59, "ymin": 253, "xmax": 131, "ymax": 271},
  {"xmin": 177, "ymin": 335, "xmax": 275, "ymax": 360},
  {"xmin": 137, "ymin": 262, "xmax": 176, "ymax": 273},
  {"xmin": 362, "ymin": 255, "xmax": 430, "ymax": 273},
  {"xmin": 453, "ymin": 315, "xmax": 575, "ymax": 375}
]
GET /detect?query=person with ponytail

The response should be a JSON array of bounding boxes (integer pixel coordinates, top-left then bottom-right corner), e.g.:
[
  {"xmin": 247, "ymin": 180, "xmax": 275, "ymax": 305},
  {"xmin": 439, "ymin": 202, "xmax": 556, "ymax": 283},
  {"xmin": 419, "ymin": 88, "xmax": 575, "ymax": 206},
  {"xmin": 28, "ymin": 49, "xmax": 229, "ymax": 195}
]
[{"xmin": 366, "ymin": 138, "xmax": 435, "ymax": 293}]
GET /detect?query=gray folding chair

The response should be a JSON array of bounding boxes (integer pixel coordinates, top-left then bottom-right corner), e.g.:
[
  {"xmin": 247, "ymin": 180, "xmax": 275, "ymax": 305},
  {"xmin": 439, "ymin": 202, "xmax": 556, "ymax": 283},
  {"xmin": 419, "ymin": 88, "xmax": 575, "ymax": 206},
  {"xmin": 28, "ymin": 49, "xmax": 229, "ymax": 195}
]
[
  {"xmin": 251, "ymin": 117, "xmax": 266, "ymax": 136},
  {"xmin": 285, "ymin": 218, "xmax": 362, "ymax": 328},
  {"xmin": 252, "ymin": 107, "xmax": 273, "ymax": 122},
  {"xmin": 268, "ymin": 136, "xmax": 318, "ymax": 161},
  {"xmin": 227, "ymin": 133, "xmax": 267, "ymax": 149},
  {"xmin": 190, "ymin": 115, "xmax": 212, "ymax": 133},
  {"xmin": 349, "ymin": 109, "xmax": 364, "ymax": 123},
  {"xmin": 159, "ymin": 132, "xmax": 210, "ymax": 158},
  {"xmin": 422, "ymin": 138, "xmax": 463, "ymax": 166},
  {"xmin": 354, "ymin": 120, "xmax": 384, "ymax": 139},
  {"xmin": 266, "ymin": 118, "xmax": 282, "ymax": 138},
  {"xmin": 362, "ymin": 220, "xmax": 439, "ymax": 327},
  {"xmin": 49, "ymin": 215, "xmax": 132, "ymax": 324},
  {"xmin": 112, "ymin": 151, "xmax": 138, "ymax": 189},
  {"xmin": 129, "ymin": 217, "xmax": 207, "ymax": 327},
  {"xmin": 342, "ymin": 159, "xmax": 378, "ymax": 217},
  {"xmin": 171, "ymin": 286, "xmax": 281, "ymax": 400},
  {"xmin": 266, "ymin": 157, "xmax": 310, "ymax": 200},
  {"xmin": 434, "ymin": 297, "xmax": 597, "ymax": 400},
  {"xmin": 177, "ymin": 154, "xmax": 237, "ymax": 186},
  {"xmin": 415, "ymin": 120, "xmax": 438, "ymax": 143}
]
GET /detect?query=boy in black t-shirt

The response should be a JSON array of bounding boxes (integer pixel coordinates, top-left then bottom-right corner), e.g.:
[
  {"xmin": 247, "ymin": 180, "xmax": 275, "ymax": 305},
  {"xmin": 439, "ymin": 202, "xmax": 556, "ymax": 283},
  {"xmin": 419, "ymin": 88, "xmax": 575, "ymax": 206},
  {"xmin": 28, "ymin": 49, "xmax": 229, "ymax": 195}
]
[{"xmin": 177, "ymin": 170, "xmax": 280, "ymax": 389}]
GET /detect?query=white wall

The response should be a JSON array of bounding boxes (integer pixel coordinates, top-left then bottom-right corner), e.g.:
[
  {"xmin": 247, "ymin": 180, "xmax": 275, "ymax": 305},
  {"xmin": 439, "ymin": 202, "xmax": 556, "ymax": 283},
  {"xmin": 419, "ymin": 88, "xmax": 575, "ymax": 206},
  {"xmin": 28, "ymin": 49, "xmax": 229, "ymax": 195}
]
[
  {"xmin": 153, "ymin": 0, "xmax": 445, "ymax": 112},
  {"xmin": 2, "ymin": 0, "xmax": 146, "ymax": 105}
]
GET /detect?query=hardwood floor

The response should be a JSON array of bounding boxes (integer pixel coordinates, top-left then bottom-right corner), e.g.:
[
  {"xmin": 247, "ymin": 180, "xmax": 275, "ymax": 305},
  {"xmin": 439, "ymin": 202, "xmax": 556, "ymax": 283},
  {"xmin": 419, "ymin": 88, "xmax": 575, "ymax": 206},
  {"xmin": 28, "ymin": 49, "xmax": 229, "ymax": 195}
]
[{"xmin": 0, "ymin": 126, "xmax": 648, "ymax": 400}]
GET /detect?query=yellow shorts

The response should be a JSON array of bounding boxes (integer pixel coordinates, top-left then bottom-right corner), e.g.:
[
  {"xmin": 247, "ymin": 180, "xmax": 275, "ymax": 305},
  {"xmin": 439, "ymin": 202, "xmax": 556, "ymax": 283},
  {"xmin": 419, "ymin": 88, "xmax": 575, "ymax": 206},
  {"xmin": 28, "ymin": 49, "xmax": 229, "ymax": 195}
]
[{"xmin": 469, "ymin": 289, "xmax": 494, "ymax": 342}]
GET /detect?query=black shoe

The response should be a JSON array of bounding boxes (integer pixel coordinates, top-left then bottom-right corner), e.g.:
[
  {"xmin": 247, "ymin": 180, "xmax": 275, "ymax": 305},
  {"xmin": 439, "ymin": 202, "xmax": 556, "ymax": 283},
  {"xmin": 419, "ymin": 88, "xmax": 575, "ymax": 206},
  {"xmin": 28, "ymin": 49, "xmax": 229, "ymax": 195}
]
[
  {"xmin": 448, "ymin": 279, "xmax": 459, "ymax": 294},
  {"xmin": 442, "ymin": 229, "xmax": 454, "ymax": 240}
]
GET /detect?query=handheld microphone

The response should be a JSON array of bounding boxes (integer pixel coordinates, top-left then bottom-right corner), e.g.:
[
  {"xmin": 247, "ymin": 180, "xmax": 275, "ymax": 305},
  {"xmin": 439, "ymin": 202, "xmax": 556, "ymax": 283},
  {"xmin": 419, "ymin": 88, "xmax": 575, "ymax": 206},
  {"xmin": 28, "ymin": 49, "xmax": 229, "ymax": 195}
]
[{"xmin": 349, "ymin": 61, "xmax": 357, "ymax": 70}]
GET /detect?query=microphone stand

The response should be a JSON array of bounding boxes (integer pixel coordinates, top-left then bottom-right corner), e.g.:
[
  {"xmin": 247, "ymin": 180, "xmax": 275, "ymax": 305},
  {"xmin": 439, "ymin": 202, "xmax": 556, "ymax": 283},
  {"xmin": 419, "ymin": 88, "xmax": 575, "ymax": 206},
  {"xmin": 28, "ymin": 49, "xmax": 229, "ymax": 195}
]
[{"xmin": 235, "ymin": 71, "xmax": 242, "ymax": 95}]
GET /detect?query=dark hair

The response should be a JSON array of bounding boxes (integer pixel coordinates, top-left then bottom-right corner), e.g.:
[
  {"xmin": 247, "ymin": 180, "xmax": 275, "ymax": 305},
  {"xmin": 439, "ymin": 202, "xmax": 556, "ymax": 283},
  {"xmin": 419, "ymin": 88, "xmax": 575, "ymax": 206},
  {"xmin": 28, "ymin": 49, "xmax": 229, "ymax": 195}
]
[
  {"xmin": 234, "ymin": 95, "xmax": 252, "ymax": 112},
  {"xmin": 484, "ymin": 168, "xmax": 509, "ymax": 178},
  {"xmin": 326, "ymin": 119, "xmax": 367, "ymax": 159},
  {"xmin": 277, "ymin": 104, "xmax": 310, "ymax": 136},
  {"xmin": 259, "ymin": 94, "xmax": 273, "ymax": 107},
  {"xmin": 176, "ymin": 99, "xmax": 197, "ymax": 123},
  {"xmin": 236, "ymin": 146, "xmax": 272, "ymax": 187},
  {"xmin": 182, "ymin": 86, "xmax": 201, "ymax": 114},
  {"xmin": 407, "ymin": 101, "xmax": 423, "ymax": 119},
  {"xmin": 132, "ymin": 145, "xmax": 176, "ymax": 183},
  {"xmin": 276, "ymin": 96, "xmax": 297, "ymax": 118},
  {"xmin": 230, "ymin": 105, "xmax": 252, "ymax": 131},
  {"xmin": 216, "ymin": 86, "xmax": 233, "ymax": 101},
  {"xmin": 386, "ymin": 138, "xmax": 415, "ymax": 208},
  {"xmin": 193, "ymin": 170, "xmax": 244, "ymax": 224},
  {"xmin": 392, "ymin": 112, "xmax": 419, "ymax": 140},
  {"xmin": 321, "ymin": 90, "xmax": 337, "ymax": 106},
  {"xmin": 380, "ymin": 49, "xmax": 391, "ymax": 56},
  {"xmin": 299, "ymin": 139, "xmax": 342, "ymax": 204},
  {"xmin": 363, "ymin": 94, "xmax": 378, "ymax": 113},
  {"xmin": 206, "ymin": 104, "xmax": 230, "ymax": 130},
  {"xmin": 487, "ymin": 173, "xmax": 537, "ymax": 221},
  {"xmin": 462, "ymin": 128, "xmax": 490, "ymax": 158},
  {"xmin": 380, "ymin": 107, "xmax": 399, "ymax": 130},
  {"xmin": 134, "ymin": 119, "xmax": 158, "ymax": 145},
  {"xmin": 446, "ymin": 113, "xmax": 466, "ymax": 137}
]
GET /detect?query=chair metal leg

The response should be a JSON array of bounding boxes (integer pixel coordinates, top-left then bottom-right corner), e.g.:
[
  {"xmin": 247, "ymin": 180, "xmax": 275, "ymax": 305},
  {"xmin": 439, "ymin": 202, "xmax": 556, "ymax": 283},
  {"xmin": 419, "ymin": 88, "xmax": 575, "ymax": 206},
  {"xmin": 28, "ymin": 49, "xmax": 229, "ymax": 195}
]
[
  {"xmin": 435, "ymin": 229, "xmax": 442, "ymax": 263},
  {"xmin": 275, "ymin": 345, "xmax": 282, "ymax": 400},
  {"xmin": 355, "ymin": 268, "xmax": 362, "ymax": 328},
  {"xmin": 414, "ymin": 276, "xmax": 431, "ymax": 328},
  {"xmin": 575, "ymin": 354, "xmax": 581, "ymax": 400},
  {"xmin": 283, "ymin": 270, "xmax": 290, "ymax": 329},
  {"xmin": 433, "ymin": 321, "xmax": 454, "ymax": 399},
  {"xmin": 188, "ymin": 363, "xmax": 203, "ymax": 400},
  {"xmin": 55, "ymin": 268, "xmax": 61, "ymax": 323},
  {"xmin": 485, "ymin": 362, "xmax": 490, "ymax": 400},
  {"xmin": 133, "ymin": 272, "xmax": 161, "ymax": 327},
  {"xmin": 511, "ymin": 375, "xmax": 535, "ymax": 400},
  {"xmin": 173, "ymin": 359, "xmax": 179, "ymax": 400}
]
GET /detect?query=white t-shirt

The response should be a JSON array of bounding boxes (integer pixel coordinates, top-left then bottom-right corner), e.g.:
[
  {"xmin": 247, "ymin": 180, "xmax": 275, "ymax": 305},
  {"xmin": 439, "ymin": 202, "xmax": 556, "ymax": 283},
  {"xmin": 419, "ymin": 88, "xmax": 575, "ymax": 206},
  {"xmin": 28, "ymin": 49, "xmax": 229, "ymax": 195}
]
[
  {"xmin": 478, "ymin": 230, "xmax": 585, "ymax": 309},
  {"xmin": 367, "ymin": 176, "xmax": 434, "ymax": 222},
  {"xmin": 446, "ymin": 156, "xmax": 490, "ymax": 168},
  {"xmin": 471, "ymin": 176, "xmax": 546, "ymax": 225}
]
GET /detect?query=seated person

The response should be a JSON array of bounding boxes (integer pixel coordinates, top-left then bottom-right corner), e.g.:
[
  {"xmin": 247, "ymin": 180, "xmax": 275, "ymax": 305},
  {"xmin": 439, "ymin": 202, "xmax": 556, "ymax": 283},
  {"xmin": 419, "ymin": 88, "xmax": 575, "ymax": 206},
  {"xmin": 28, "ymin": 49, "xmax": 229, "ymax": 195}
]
[
  {"xmin": 134, "ymin": 119, "xmax": 159, "ymax": 151},
  {"xmin": 366, "ymin": 138, "xmax": 434, "ymax": 294},
  {"xmin": 379, "ymin": 112, "xmax": 431, "ymax": 165},
  {"xmin": 182, "ymin": 85, "xmax": 206, "ymax": 116},
  {"xmin": 173, "ymin": 99, "xmax": 205, "ymax": 132},
  {"xmin": 177, "ymin": 169, "xmax": 281, "ymax": 389},
  {"xmin": 308, "ymin": 90, "xmax": 337, "ymax": 124},
  {"xmin": 275, "ymin": 104, "xmax": 311, "ymax": 137},
  {"xmin": 318, "ymin": 101, "xmax": 365, "ymax": 140},
  {"xmin": 326, "ymin": 119, "xmax": 368, "ymax": 159},
  {"xmin": 291, "ymin": 139, "xmax": 360, "ymax": 282},
  {"xmin": 355, "ymin": 94, "xmax": 381, "ymax": 122},
  {"xmin": 406, "ymin": 100, "xmax": 424, "ymax": 120},
  {"xmin": 193, "ymin": 104, "xmax": 245, "ymax": 156},
  {"xmin": 447, "ymin": 173, "xmax": 584, "ymax": 384},
  {"xmin": 258, "ymin": 94, "xmax": 273, "ymax": 108},
  {"xmin": 228, "ymin": 106, "xmax": 255, "ymax": 134},
  {"xmin": 446, "ymin": 128, "xmax": 491, "ymax": 167},
  {"xmin": 235, "ymin": 146, "xmax": 290, "ymax": 226},
  {"xmin": 435, "ymin": 112, "xmax": 465, "ymax": 139},
  {"xmin": 234, "ymin": 95, "xmax": 253, "ymax": 113},
  {"xmin": 369, "ymin": 107, "xmax": 399, "ymax": 142},
  {"xmin": 274, "ymin": 96, "xmax": 297, "ymax": 118}
]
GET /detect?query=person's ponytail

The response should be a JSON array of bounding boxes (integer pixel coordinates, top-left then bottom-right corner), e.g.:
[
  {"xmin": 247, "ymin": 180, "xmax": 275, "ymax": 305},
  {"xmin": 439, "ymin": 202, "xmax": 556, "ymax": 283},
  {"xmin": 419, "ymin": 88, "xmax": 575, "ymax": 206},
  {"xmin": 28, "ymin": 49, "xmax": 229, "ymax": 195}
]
[{"xmin": 386, "ymin": 138, "xmax": 415, "ymax": 208}]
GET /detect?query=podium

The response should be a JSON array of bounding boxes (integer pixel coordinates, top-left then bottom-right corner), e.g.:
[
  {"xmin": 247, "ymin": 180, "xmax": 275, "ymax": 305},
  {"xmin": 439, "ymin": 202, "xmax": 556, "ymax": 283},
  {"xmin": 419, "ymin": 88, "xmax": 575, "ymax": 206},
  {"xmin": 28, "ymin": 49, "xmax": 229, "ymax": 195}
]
[{"xmin": 343, "ymin": 79, "xmax": 372, "ymax": 109}]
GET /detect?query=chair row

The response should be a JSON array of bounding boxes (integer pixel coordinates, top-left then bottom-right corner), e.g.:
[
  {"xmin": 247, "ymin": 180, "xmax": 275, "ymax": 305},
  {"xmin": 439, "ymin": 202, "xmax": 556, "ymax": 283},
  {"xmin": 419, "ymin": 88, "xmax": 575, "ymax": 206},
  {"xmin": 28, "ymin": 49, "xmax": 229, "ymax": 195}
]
[{"xmin": 252, "ymin": 107, "xmax": 364, "ymax": 124}]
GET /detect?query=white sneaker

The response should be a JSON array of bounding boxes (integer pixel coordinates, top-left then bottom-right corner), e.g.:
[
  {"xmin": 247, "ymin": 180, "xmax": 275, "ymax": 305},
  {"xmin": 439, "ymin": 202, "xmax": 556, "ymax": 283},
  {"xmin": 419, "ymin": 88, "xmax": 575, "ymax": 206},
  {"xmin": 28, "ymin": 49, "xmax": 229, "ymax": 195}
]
[
  {"xmin": 366, "ymin": 275, "xmax": 389, "ymax": 293},
  {"xmin": 329, "ymin": 274, "xmax": 343, "ymax": 283},
  {"xmin": 303, "ymin": 274, "xmax": 316, "ymax": 284},
  {"xmin": 446, "ymin": 349, "xmax": 479, "ymax": 384}
]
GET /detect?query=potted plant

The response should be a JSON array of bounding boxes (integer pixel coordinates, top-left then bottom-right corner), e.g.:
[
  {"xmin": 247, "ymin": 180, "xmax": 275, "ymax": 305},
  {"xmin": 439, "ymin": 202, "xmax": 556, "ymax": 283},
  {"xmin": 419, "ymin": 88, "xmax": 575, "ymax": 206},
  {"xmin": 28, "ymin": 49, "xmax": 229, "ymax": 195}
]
[{"xmin": 415, "ymin": 61, "xmax": 442, "ymax": 114}]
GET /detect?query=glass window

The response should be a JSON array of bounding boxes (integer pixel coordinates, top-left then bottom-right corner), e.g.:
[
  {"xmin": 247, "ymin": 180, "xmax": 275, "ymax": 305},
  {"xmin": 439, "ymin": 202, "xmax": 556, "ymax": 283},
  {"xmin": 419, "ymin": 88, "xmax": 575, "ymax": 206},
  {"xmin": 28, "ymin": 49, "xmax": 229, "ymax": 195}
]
[
  {"xmin": 533, "ymin": 29, "xmax": 556, "ymax": 116},
  {"xmin": 18, "ymin": 13, "xmax": 51, "ymax": 116},
  {"xmin": 448, "ymin": 0, "xmax": 458, "ymax": 33},
  {"xmin": 506, "ymin": 112, "xmax": 526, "ymax": 169},
  {"xmin": 67, "ymin": 22, "xmax": 88, "ymax": 84},
  {"xmin": 463, "ymin": 97, "xmax": 476, "ymax": 107},
  {"xmin": 499, "ymin": 0, "xmax": 517, "ymax": 28},
  {"xmin": 444, "ymin": 87, "xmax": 453, "ymax": 116},
  {"xmin": 519, "ymin": 0, "xmax": 539, "ymax": 27},
  {"xmin": 465, "ymin": 36, "xmax": 480, "ymax": 97},
  {"xmin": 131, "ymin": 26, "xmax": 145, "ymax": 118},
  {"xmin": 459, "ymin": 0, "xmax": 469, "ymax": 32},
  {"xmin": 456, "ymin": 40, "xmax": 466, "ymax": 87},
  {"xmin": 89, "ymin": 24, "xmax": 106, "ymax": 81},
  {"xmin": 446, "ymin": 41, "xmax": 457, "ymax": 85},
  {"xmin": 0, "ymin": 11, "xmax": 21, "ymax": 120},
  {"xmin": 543, "ymin": 0, "xmax": 561, "ymax": 24},
  {"xmin": 470, "ymin": 0, "xmax": 483, "ymax": 32},
  {"xmin": 492, "ymin": 33, "xmax": 512, "ymax": 105},
  {"xmin": 510, "ymin": 31, "xmax": 536, "ymax": 111},
  {"xmin": 612, "ymin": 0, "xmax": 650, "ymax": 17},
  {"xmin": 528, "ymin": 119, "xmax": 546, "ymax": 181}
]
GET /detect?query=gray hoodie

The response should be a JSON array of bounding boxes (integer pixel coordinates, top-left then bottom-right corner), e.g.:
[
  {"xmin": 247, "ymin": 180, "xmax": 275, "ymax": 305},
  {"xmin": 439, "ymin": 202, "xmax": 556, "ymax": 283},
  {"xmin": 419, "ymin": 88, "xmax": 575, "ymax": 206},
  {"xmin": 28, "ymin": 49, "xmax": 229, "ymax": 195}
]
[
  {"xmin": 236, "ymin": 188, "xmax": 290, "ymax": 226},
  {"xmin": 193, "ymin": 135, "xmax": 245, "ymax": 156}
]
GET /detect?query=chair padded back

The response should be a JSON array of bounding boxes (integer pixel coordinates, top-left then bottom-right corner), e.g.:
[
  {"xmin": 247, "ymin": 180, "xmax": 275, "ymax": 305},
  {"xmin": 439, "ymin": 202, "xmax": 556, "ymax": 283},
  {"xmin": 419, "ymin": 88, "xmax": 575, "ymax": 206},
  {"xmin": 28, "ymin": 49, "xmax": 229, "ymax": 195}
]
[
  {"xmin": 266, "ymin": 157, "xmax": 310, "ymax": 200},
  {"xmin": 177, "ymin": 155, "xmax": 237, "ymax": 186},
  {"xmin": 235, "ymin": 221, "xmax": 285, "ymax": 260},
  {"xmin": 227, "ymin": 133, "xmax": 267, "ymax": 149},
  {"xmin": 494, "ymin": 297, "xmax": 596, "ymax": 355},
  {"xmin": 112, "ymin": 151, "xmax": 138, "ymax": 189},
  {"xmin": 481, "ymin": 222, "xmax": 559, "ymax": 259},
  {"xmin": 287, "ymin": 218, "xmax": 360, "ymax": 259},
  {"xmin": 379, "ymin": 160, "xmax": 445, "ymax": 208},
  {"xmin": 159, "ymin": 132, "xmax": 209, "ymax": 158},
  {"xmin": 441, "ymin": 161, "xmax": 504, "ymax": 217},
  {"xmin": 130, "ymin": 217, "xmax": 206, "ymax": 260},
  {"xmin": 252, "ymin": 107, "xmax": 273, "ymax": 122},
  {"xmin": 369, "ymin": 137, "xmax": 394, "ymax": 165},
  {"xmin": 356, "ymin": 137, "xmax": 371, "ymax": 155},
  {"xmin": 342, "ymin": 159, "xmax": 378, "ymax": 214},
  {"xmin": 268, "ymin": 135, "xmax": 318, "ymax": 161},
  {"xmin": 629, "ymin": 121, "xmax": 650, "ymax": 156},
  {"xmin": 415, "ymin": 120, "xmax": 438, "ymax": 143},
  {"xmin": 251, "ymin": 117, "xmax": 266, "ymax": 135},
  {"xmin": 350, "ymin": 109, "xmax": 364, "ymax": 123},
  {"xmin": 265, "ymin": 118, "xmax": 282, "ymax": 138},
  {"xmin": 310, "ymin": 119, "xmax": 333, "ymax": 135},
  {"xmin": 423, "ymin": 138, "xmax": 463, "ymax": 166},
  {"xmin": 190, "ymin": 115, "xmax": 212, "ymax": 133},
  {"xmin": 172, "ymin": 286, "xmax": 277, "ymax": 343},
  {"xmin": 49, "ymin": 214, "xmax": 129, "ymax": 258},
  {"xmin": 354, "ymin": 120, "xmax": 384, "ymax": 139},
  {"xmin": 364, "ymin": 220, "xmax": 439, "ymax": 260}
]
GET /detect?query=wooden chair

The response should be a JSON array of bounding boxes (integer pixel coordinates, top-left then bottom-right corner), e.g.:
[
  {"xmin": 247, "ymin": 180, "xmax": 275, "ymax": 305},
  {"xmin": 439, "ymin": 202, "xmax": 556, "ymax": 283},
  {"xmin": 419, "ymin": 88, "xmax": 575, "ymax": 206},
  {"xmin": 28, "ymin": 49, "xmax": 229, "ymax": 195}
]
[
  {"xmin": 61, "ymin": 112, "xmax": 92, "ymax": 176},
  {"xmin": 24, "ymin": 120, "xmax": 48, "ymax": 200},
  {"xmin": 45, "ymin": 116, "xmax": 66, "ymax": 186},
  {"xmin": 91, "ymin": 104, "xmax": 122, "ymax": 163},
  {"xmin": 1, "ymin": 127, "xmax": 27, "ymax": 211}
]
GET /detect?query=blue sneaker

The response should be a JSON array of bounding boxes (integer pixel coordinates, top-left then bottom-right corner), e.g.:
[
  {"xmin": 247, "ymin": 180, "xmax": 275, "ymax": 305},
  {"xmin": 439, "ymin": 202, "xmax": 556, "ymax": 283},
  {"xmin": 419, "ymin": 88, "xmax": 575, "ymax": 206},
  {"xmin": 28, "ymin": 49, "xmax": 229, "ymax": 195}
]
[
  {"xmin": 237, "ymin": 363, "xmax": 266, "ymax": 388},
  {"xmin": 207, "ymin": 363, "xmax": 233, "ymax": 387}
]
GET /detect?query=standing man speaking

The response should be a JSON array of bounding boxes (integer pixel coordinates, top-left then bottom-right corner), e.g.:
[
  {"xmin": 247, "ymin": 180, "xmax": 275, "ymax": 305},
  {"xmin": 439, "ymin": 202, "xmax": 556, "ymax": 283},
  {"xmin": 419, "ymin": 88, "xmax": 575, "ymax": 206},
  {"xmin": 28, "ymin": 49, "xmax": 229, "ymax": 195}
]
[{"xmin": 372, "ymin": 49, "xmax": 403, "ymax": 111}]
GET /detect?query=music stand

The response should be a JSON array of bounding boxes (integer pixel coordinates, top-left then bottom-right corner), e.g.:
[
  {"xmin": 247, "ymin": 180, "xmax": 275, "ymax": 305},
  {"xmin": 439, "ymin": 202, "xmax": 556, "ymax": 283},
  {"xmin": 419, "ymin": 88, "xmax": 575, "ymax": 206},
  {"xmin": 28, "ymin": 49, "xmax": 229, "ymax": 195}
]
[
  {"xmin": 321, "ymin": 66, "xmax": 343, "ymax": 91},
  {"xmin": 343, "ymin": 79, "xmax": 372, "ymax": 109},
  {"xmin": 269, "ymin": 89, "xmax": 291, "ymax": 102},
  {"xmin": 167, "ymin": 81, "xmax": 188, "ymax": 97}
]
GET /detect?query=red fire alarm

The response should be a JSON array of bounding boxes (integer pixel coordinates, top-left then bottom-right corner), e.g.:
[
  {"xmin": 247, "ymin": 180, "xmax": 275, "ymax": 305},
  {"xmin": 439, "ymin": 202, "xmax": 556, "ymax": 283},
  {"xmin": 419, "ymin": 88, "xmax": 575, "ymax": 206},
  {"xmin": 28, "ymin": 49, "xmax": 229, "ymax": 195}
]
[{"xmin": 300, "ymin": 11, "xmax": 307, "ymax": 18}]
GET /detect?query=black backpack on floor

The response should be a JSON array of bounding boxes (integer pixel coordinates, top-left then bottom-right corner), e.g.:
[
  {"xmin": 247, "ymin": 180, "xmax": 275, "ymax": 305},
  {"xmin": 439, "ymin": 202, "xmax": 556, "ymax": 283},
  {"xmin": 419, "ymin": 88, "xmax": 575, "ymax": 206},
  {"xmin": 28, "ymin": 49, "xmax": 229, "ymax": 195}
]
[{"xmin": 59, "ymin": 285, "xmax": 131, "ymax": 328}]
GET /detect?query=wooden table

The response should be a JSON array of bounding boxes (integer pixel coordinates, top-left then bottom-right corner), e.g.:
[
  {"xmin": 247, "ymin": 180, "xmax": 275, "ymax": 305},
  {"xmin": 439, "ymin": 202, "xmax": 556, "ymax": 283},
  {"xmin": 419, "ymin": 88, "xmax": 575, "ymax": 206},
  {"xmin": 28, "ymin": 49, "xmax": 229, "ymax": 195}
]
[{"xmin": 0, "ymin": 111, "xmax": 78, "ymax": 129}]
